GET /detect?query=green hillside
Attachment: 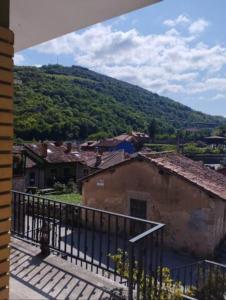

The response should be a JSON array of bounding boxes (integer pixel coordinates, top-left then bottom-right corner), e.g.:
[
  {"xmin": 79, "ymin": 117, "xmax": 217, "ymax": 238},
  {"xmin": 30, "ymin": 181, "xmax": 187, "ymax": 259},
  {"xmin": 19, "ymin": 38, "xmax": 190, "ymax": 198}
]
[{"xmin": 14, "ymin": 65, "xmax": 225, "ymax": 141}]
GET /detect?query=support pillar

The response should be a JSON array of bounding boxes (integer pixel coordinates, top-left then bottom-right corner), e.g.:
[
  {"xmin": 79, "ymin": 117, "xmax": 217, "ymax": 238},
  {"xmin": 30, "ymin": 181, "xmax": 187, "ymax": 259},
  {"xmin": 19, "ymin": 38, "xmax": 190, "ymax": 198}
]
[{"xmin": 0, "ymin": 10, "xmax": 14, "ymax": 298}]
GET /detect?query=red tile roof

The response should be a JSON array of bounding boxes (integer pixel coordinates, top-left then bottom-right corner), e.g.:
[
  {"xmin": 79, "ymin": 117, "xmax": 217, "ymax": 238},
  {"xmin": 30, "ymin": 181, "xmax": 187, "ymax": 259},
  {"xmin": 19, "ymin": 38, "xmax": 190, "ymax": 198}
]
[
  {"xmin": 96, "ymin": 131, "xmax": 149, "ymax": 148},
  {"xmin": 25, "ymin": 142, "xmax": 81, "ymax": 164},
  {"xmin": 82, "ymin": 151, "xmax": 226, "ymax": 201},
  {"xmin": 82, "ymin": 151, "xmax": 125, "ymax": 169},
  {"xmin": 24, "ymin": 142, "xmax": 126, "ymax": 168},
  {"xmin": 144, "ymin": 152, "xmax": 226, "ymax": 201}
]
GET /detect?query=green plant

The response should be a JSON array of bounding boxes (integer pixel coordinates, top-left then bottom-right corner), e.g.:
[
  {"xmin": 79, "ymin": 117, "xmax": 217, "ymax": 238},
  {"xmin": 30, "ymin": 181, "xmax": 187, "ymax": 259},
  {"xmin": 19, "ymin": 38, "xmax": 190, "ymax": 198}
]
[
  {"xmin": 194, "ymin": 267, "xmax": 226, "ymax": 300},
  {"xmin": 53, "ymin": 182, "xmax": 66, "ymax": 193},
  {"xmin": 110, "ymin": 249, "xmax": 194, "ymax": 300},
  {"xmin": 66, "ymin": 179, "xmax": 76, "ymax": 193}
]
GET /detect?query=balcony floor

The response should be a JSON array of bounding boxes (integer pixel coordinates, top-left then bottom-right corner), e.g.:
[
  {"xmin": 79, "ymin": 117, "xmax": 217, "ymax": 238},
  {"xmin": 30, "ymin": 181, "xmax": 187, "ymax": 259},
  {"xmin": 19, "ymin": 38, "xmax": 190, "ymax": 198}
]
[{"xmin": 10, "ymin": 238, "xmax": 126, "ymax": 300}]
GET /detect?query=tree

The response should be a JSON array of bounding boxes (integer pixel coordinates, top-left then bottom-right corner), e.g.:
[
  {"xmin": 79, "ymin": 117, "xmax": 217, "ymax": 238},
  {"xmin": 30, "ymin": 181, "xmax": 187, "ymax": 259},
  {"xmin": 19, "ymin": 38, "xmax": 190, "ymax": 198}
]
[{"xmin": 148, "ymin": 119, "xmax": 158, "ymax": 142}]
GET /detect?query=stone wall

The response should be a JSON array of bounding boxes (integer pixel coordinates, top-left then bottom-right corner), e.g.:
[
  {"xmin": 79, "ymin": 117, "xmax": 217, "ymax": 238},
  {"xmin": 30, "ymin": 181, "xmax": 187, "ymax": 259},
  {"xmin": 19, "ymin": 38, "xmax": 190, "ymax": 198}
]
[{"xmin": 82, "ymin": 160, "xmax": 226, "ymax": 257}]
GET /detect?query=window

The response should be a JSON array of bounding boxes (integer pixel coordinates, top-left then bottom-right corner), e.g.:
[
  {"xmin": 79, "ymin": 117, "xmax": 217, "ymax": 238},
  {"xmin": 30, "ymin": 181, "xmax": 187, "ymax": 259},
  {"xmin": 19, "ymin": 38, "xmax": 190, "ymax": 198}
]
[
  {"xmin": 83, "ymin": 168, "xmax": 89, "ymax": 176},
  {"xmin": 64, "ymin": 168, "xmax": 71, "ymax": 178},
  {"xmin": 130, "ymin": 199, "xmax": 147, "ymax": 219},
  {"xmin": 51, "ymin": 169, "xmax": 57, "ymax": 176},
  {"xmin": 29, "ymin": 172, "xmax": 35, "ymax": 186}
]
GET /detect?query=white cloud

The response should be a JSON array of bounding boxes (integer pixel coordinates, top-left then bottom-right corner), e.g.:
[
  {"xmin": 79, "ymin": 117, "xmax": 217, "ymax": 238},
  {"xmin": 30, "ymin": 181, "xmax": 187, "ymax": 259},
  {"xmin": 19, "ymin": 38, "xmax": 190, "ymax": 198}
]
[
  {"xmin": 33, "ymin": 17, "xmax": 226, "ymax": 97},
  {"xmin": 211, "ymin": 94, "xmax": 226, "ymax": 101},
  {"xmin": 189, "ymin": 78, "xmax": 226, "ymax": 94},
  {"xmin": 14, "ymin": 53, "xmax": 25, "ymax": 65},
  {"xmin": 163, "ymin": 15, "xmax": 190, "ymax": 27},
  {"xmin": 189, "ymin": 19, "xmax": 209, "ymax": 35}
]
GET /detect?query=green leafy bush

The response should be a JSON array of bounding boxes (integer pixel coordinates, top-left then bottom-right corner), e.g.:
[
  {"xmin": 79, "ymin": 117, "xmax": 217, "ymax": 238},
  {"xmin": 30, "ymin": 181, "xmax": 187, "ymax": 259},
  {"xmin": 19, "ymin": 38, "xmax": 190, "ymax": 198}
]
[
  {"xmin": 53, "ymin": 182, "xmax": 66, "ymax": 193},
  {"xmin": 110, "ymin": 249, "xmax": 194, "ymax": 300},
  {"xmin": 194, "ymin": 267, "xmax": 226, "ymax": 300}
]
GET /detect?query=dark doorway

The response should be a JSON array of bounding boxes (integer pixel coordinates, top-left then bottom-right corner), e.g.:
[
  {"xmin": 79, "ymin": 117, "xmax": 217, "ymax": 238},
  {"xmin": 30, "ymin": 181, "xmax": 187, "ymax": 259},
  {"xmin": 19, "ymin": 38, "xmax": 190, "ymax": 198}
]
[
  {"xmin": 29, "ymin": 172, "xmax": 36, "ymax": 186},
  {"xmin": 130, "ymin": 199, "xmax": 147, "ymax": 236},
  {"xmin": 130, "ymin": 198, "xmax": 147, "ymax": 219}
]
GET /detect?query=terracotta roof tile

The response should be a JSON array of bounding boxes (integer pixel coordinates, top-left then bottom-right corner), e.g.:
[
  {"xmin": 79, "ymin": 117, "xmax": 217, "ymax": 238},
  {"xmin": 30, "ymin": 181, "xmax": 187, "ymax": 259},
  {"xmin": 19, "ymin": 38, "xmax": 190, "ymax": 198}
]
[
  {"xmin": 145, "ymin": 152, "xmax": 226, "ymax": 201},
  {"xmin": 81, "ymin": 151, "xmax": 125, "ymax": 169},
  {"xmin": 25, "ymin": 143, "xmax": 126, "ymax": 169},
  {"xmin": 25, "ymin": 142, "xmax": 81, "ymax": 164}
]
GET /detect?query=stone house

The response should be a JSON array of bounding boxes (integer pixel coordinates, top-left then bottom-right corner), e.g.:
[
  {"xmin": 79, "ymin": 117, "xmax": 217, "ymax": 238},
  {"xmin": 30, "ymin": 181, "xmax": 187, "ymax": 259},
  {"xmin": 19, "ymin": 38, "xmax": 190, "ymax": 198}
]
[
  {"xmin": 82, "ymin": 152, "xmax": 226, "ymax": 257},
  {"xmin": 24, "ymin": 142, "xmax": 91, "ymax": 188},
  {"xmin": 24, "ymin": 142, "xmax": 126, "ymax": 189}
]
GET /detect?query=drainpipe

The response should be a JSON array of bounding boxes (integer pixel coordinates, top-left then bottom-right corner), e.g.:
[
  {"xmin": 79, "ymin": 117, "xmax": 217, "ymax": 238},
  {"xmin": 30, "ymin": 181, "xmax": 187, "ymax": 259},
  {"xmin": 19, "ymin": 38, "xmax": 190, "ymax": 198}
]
[{"xmin": 0, "ymin": 1, "xmax": 13, "ymax": 299}]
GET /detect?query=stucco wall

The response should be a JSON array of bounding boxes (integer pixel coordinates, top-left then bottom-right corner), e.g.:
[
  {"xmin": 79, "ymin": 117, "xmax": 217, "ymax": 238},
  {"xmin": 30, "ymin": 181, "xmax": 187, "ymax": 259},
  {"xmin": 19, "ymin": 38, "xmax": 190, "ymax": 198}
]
[{"xmin": 82, "ymin": 160, "xmax": 226, "ymax": 257}]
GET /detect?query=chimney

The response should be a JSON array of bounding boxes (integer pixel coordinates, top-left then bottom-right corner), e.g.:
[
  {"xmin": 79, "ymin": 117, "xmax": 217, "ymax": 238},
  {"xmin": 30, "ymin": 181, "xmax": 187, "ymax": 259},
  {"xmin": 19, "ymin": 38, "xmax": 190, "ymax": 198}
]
[
  {"xmin": 41, "ymin": 143, "xmax": 48, "ymax": 157},
  {"xmin": 65, "ymin": 142, "xmax": 72, "ymax": 153},
  {"xmin": 95, "ymin": 154, "xmax": 102, "ymax": 168}
]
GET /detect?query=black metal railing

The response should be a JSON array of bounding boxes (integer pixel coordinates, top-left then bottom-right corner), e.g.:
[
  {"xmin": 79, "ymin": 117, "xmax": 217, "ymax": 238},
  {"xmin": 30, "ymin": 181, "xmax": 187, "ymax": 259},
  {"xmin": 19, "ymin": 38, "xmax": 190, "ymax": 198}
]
[
  {"xmin": 171, "ymin": 260, "xmax": 226, "ymax": 299},
  {"xmin": 12, "ymin": 190, "xmax": 165, "ymax": 299}
]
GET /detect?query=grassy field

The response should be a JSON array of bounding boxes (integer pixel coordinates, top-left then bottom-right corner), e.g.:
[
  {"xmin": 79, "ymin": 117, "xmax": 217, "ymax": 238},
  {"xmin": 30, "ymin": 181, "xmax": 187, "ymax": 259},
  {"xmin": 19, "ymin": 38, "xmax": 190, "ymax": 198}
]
[
  {"xmin": 43, "ymin": 193, "xmax": 82, "ymax": 204},
  {"xmin": 144, "ymin": 143, "xmax": 177, "ymax": 152}
]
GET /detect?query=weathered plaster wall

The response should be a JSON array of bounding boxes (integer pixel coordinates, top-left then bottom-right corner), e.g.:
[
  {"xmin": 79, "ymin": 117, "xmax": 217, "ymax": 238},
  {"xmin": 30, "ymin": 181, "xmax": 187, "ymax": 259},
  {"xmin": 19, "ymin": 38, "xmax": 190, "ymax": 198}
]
[{"xmin": 82, "ymin": 160, "xmax": 226, "ymax": 257}]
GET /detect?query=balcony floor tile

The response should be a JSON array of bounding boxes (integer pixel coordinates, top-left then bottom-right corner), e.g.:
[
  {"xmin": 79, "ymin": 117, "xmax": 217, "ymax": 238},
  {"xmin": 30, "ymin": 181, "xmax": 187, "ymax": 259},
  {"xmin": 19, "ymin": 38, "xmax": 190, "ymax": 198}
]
[{"xmin": 10, "ymin": 238, "xmax": 125, "ymax": 300}]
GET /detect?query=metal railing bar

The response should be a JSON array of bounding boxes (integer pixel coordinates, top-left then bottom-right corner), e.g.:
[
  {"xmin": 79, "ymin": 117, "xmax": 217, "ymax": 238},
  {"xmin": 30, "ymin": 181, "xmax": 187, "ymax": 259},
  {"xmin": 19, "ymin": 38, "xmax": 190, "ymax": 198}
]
[{"xmin": 11, "ymin": 190, "xmax": 162, "ymax": 226}]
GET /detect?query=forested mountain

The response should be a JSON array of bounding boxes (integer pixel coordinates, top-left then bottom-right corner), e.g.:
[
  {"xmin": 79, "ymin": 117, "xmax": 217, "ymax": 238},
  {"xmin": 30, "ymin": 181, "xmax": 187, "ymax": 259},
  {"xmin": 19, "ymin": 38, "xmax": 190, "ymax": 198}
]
[{"xmin": 14, "ymin": 65, "xmax": 225, "ymax": 141}]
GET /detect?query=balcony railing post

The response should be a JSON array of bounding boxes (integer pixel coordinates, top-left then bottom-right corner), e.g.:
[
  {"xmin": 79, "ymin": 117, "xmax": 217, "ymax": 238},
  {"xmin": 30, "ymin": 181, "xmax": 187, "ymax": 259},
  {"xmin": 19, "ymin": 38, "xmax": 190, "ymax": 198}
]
[
  {"xmin": 40, "ymin": 220, "xmax": 50, "ymax": 256},
  {"xmin": 11, "ymin": 190, "xmax": 165, "ymax": 299},
  {"xmin": 128, "ymin": 241, "xmax": 134, "ymax": 300}
]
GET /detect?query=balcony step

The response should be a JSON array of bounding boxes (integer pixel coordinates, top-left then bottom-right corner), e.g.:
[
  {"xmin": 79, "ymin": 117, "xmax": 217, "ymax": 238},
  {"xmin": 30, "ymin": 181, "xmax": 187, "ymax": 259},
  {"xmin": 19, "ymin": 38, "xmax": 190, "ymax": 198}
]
[{"xmin": 10, "ymin": 238, "xmax": 127, "ymax": 299}]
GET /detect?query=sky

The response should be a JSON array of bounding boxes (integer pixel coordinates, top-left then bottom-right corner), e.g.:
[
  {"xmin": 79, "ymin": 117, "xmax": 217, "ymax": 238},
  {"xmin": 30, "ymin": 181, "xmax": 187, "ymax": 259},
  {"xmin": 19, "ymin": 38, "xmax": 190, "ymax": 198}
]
[{"xmin": 14, "ymin": 0, "xmax": 226, "ymax": 117}]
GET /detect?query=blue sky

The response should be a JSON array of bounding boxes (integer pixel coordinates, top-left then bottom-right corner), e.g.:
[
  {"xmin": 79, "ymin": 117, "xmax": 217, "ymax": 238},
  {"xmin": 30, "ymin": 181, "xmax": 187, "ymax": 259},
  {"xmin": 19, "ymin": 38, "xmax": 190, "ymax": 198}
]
[{"xmin": 15, "ymin": 0, "xmax": 226, "ymax": 117}]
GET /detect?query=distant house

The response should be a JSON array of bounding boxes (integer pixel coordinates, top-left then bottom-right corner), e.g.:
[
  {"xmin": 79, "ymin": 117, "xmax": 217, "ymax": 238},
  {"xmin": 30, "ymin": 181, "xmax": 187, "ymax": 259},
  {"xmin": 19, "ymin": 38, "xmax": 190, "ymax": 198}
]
[
  {"xmin": 13, "ymin": 145, "xmax": 25, "ymax": 192},
  {"xmin": 82, "ymin": 152, "xmax": 226, "ymax": 257},
  {"xmin": 24, "ymin": 142, "xmax": 126, "ymax": 189},
  {"xmin": 24, "ymin": 142, "xmax": 89, "ymax": 188},
  {"xmin": 204, "ymin": 135, "xmax": 226, "ymax": 147},
  {"xmin": 95, "ymin": 131, "xmax": 149, "ymax": 154}
]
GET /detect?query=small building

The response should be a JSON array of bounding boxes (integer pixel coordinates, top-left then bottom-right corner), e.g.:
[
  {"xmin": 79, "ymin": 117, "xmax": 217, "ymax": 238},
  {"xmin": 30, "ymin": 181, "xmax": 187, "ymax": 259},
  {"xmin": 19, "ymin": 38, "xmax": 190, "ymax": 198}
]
[
  {"xmin": 24, "ymin": 142, "xmax": 126, "ymax": 189},
  {"xmin": 24, "ymin": 142, "xmax": 88, "ymax": 188},
  {"xmin": 95, "ymin": 131, "xmax": 149, "ymax": 154},
  {"xmin": 204, "ymin": 135, "xmax": 226, "ymax": 147},
  {"xmin": 82, "ymin": 152, "xmax": 226, "ymax": 257}
]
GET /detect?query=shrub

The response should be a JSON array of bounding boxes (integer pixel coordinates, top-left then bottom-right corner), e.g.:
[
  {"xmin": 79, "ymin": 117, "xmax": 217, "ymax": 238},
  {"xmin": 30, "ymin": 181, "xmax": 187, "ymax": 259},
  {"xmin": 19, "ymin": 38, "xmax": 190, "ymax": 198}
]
[
  {"xmin": 194, "ymin": 266, "xmax": 226, "ymax": 300},
  {"xmin": 53, "ymin": 182, "xmax": 66, "ymax": 193},
  {"xmin": 66, "ymin": 179, "xmax": 77, "ymax": 193},
  {"xmin": 110, "ymin": 249, "xmax": 194, "ymax": 300}
]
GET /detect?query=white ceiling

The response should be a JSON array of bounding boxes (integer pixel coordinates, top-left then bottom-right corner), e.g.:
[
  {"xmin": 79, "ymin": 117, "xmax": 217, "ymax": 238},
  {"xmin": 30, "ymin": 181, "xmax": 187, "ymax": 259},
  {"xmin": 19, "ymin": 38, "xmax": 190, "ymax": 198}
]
[{"xmin": 10, "ymin": 0, "xmax": 160, "ymax": 52}]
